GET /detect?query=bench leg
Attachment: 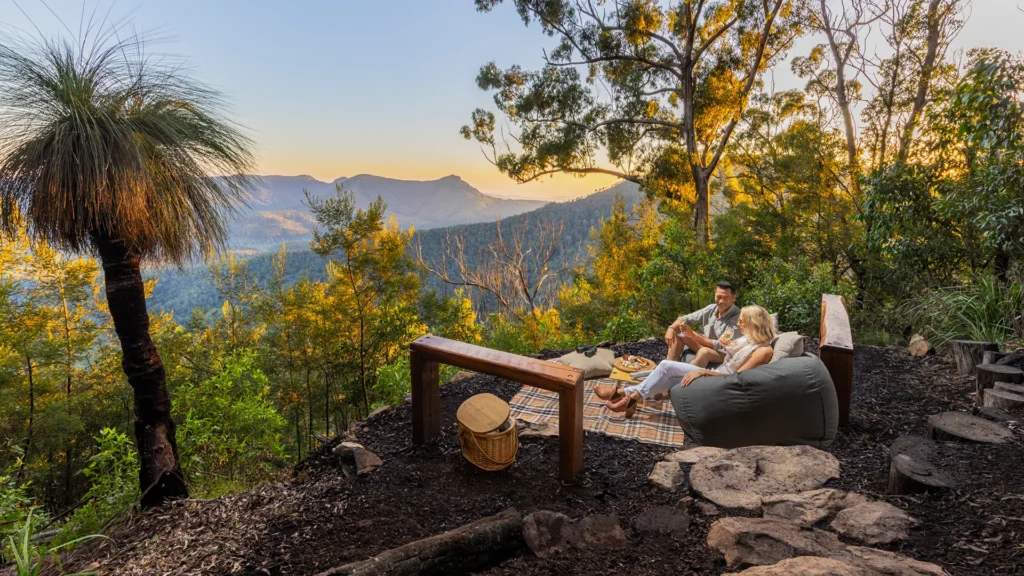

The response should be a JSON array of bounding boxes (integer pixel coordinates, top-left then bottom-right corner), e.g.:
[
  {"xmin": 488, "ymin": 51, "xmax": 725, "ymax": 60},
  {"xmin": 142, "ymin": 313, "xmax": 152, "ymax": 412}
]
[
  {"xmin": 411, "ymin": 350, "xmax": 440, "ymax": 444},
  {"xmin": 558, "ymin": 383, "xmax": 584, "ymax": 482}
]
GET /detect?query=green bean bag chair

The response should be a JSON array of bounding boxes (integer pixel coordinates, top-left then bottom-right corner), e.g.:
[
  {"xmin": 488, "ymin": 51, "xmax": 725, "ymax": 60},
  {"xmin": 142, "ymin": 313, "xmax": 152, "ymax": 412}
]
[{"xmin": 668, "ymin": 354, "xmax": 839, "ymax": 449}]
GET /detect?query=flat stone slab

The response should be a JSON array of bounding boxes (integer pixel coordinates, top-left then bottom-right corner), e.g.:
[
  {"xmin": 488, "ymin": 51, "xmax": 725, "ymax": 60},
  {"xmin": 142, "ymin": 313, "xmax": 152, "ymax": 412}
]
[
  {"xmin": 690, "ymin": 446, "xmax": 841, "ymax": 511},
  {"xmin": 734, "ymin": 556, "xmax": 868, "ymax": 575},
  {"xmin": 926, "ymin": 412, "xmax": 1013, "ymax": 444},
  {"xmin": 663, "ymin": 446, "xmax": 727, "ymax": 464},
  {"xmin": 708, "ymin": 517, "xmax": 947, "ymax": 575},
  {"xmin": 831, "ymin": 502, "xmax": 916, "ymax": 545},
  {"xmin": 762, "ymin": 489, "xmax": 870, "ymax": 526}
]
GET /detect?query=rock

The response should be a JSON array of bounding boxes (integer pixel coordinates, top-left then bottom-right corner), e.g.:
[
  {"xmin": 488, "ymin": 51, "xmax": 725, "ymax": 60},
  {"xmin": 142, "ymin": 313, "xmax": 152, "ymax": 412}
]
[
  {"xmin": 734, "ymin": 556, "xmax": 869, "ymax": 576},
  {"xmin": 402, "ymin": 392, "xmax": 412, "ymax": 404},
  {"xmin": 708, "ymin": 517, "xmax": 947, "ymax": 575},
  {"xmin": 830, "ymin": 502, "xmax": 916, "ymax": 545},
  {"xmin": 447, "ymin": 370, "xmax": 475, "ymax": 384},
  {"xmin": 842, "ymin": 546, "xmax": 948, "ymax": 575},
  {"xmin": 635, "ymin": 506, "xmax": 690, "ymax": 540},
  {"xmin": 522, "ymin": 511, "xmax": 581, "ymax": 558},
  {"xmin": 663, "ymin": 446, "xmax": 727, "ymax": 464},
  {"xmin": 707, "ymin": 517, "xmax": 846, "ymax": 568},
  {"xmin": 518, "ymin": 422, "xmax": 559, "ymax": 438},
  {"xmin": 332, "ymin": 442, "xmax": 383, "ymax": 475},
  {"xmin": 367, "ymin": 405, "xmax": 392, "ymax": 421},
  {"xmin": 762, "ymin": 489, "xmax": 870, "ymax": 526},
  {"xmin": 648, "ymin": 461, "xmax": 686, "ymax": 492},
  {"xmin": 696, "ymin": 502, "xmax": 720, "ymax": 516},
  {"xmin": 595, "ymin": 340, "xmax": 615, "ymax": 347},
  {"xmin": 690, "ymin": 446, "xmax": 841, "ymax": 511},
  {"xmin": 908, "ymin": 334, "xmax": 933, "ymax": 357},
  {"xmin": 578, "ymin": 515, "xmax": 628, "ymax": 549}
]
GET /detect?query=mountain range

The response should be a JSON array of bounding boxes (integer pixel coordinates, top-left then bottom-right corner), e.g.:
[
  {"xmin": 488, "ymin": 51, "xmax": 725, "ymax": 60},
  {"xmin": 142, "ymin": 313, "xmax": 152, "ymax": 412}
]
[
  {"xmin": 228, "ymin": 174, "xmax": 547, "ymax": 251},
  {"xmin": 148, "ymin": 179, "xmax": 643, "ymax": 319}
]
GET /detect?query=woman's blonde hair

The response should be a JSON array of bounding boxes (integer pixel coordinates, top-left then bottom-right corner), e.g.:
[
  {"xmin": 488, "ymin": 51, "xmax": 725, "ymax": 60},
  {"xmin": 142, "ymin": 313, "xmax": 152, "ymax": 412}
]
[{"xmin": 739, "ymin": 305, "xmax": 776, "ymax": 344}]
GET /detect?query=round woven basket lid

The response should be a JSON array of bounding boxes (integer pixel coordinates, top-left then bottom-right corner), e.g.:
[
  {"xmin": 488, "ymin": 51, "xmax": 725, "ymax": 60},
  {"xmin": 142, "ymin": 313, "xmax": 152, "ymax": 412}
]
[{"xmin": 457, "ymin": 393, "xmax": 511, "ymax": 434}]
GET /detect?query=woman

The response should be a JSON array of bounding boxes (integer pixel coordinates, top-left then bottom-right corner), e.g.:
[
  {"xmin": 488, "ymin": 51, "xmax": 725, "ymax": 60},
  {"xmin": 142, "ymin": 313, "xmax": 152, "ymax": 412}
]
[{"xmin": 605, "ymin": 305, "xmax": 776, "ymax": 418}]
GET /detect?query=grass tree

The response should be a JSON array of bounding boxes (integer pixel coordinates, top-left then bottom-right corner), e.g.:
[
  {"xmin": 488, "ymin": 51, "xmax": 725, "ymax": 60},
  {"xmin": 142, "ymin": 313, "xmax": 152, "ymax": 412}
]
[{"xmin": 0, "ymin": 30, "xmax": 254, "ymax": 507}]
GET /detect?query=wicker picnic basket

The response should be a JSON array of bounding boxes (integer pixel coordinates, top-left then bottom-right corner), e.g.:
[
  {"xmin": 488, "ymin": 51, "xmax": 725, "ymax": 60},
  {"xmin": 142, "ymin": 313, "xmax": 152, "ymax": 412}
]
[{"xmin": 456, "ymin": 393, "xmax": 518, "ymax": 471}]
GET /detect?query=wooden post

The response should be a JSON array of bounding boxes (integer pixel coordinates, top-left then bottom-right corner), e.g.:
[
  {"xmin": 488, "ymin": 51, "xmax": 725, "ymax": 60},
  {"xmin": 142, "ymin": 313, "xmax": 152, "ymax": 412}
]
[
  {"xmin": 975, "ymin": 364, "xmax": 1024, "ymax": 406},
  {"xmin": 819, "ymin": 294, "xmax": 854, "ymax": 426},
  {"xmin": 558, "ymin": 382, "xmax": 584, "ymax": 483},
  {"xmin": 950, "ymin": 340, "xmax": 999, "ymax": 375},
  {"xmin": 411, "ymin": 349, "xmax": 440, "ymax": 444}
]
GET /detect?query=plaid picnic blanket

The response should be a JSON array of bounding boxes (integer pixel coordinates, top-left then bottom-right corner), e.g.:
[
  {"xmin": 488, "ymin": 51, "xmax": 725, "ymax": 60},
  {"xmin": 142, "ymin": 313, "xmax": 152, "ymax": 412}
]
[{"xmin": 509, "ymin": 378, "xmax": 686, "ymax": 448}]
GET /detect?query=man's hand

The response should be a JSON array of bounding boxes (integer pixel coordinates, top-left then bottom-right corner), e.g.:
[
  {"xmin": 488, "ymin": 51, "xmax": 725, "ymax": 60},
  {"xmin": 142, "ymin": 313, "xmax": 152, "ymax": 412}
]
[
  {"xmin": 681, "ymin": 370, "xmax": 710, "ymax": 387},
  {"xmin": 680, "ymin": 324, "xmax": 697, "ymax": 340},
  {"xmin": 665, "ymin": 325, "xmax": 678, "ymax": 347}
]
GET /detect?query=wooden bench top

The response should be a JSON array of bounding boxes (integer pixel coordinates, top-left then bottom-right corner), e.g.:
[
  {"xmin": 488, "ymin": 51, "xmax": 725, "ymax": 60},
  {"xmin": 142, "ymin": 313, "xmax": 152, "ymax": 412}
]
[
  {"xmin": 410, "ymin": 335, "xmax": 583, "ymax": 392},
  {"xmin": 820, "ymin": 294, "xmax": 853, "ymax": 354}
]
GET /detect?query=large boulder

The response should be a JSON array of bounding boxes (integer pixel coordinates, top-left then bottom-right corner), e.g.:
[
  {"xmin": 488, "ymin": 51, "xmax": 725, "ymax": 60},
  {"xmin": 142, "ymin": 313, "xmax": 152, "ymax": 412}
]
[
  {"xmin": 690, "ymin": 446, "xmax": 841, "ymax": 511},
  {"xmin": 663, "ymin": 446, "xmax": 726, "ymax": 464},
  {"xmin": 707, "ymin": 517, "xmax": 947, "ymax": 575},
  {"xmin": 762, "ymin": 489, "xmax": 870, "ymax": 526}
]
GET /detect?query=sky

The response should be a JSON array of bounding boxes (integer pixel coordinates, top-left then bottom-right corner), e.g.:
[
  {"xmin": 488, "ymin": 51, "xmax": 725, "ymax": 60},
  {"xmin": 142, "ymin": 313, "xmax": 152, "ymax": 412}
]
[{"xmin": 1, "ymin": 1, "xmax": 1023, "ymax": 201}]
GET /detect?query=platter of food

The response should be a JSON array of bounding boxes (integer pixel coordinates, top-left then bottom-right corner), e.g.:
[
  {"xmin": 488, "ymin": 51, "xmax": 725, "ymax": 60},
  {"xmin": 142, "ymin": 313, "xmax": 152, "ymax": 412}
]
[{"xmin": 614, "ymin": 355, "xmax": 655, "ymax": 373}]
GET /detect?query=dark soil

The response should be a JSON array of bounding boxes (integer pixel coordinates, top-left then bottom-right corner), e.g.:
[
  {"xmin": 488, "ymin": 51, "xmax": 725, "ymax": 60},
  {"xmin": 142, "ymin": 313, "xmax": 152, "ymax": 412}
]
[{"xmin": 61, "ymin": 341, "xmax": 1024, "ymax": 576}]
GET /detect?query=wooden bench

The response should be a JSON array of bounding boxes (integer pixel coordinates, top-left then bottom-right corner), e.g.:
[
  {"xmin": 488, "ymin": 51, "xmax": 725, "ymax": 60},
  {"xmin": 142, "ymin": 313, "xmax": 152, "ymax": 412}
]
[
  {"xmin": 819, "ymin": 294, "xmax": 854, "ymax": 426},
  {"xmin": 409, "ymin": 335, "xmax": 585, "ymax": 482}
]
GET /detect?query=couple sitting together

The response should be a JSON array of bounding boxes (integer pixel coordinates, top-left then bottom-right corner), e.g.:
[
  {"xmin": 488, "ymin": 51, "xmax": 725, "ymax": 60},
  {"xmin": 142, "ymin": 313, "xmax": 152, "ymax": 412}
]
[{"xmin": 599, "ymin": 281, "xmax": 776, "ymax": 417}]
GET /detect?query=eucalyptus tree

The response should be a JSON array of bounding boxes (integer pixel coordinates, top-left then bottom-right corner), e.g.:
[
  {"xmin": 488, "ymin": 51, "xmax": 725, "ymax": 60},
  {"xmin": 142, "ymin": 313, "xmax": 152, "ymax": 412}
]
[
  {"xmin": 0, "ymin": 31, "xmax": 255, "ymax": 507},
  {"xmin": 465, "ymin": 0, "xmax": 804, "ymax": 245}
]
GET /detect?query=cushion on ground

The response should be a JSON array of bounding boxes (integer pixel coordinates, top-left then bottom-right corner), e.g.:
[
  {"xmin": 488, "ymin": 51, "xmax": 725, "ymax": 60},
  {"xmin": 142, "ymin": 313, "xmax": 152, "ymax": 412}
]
[
  {"xmin": 770, "ymin": 332, "xmax": 805, "ymax": 363},
  {"xmin": 552, "ymin": 348, "xmax": 615, "ymax": 379},
  {"xmin": 669, "ymin": 355, "xmax": 839, "ymax": 449}
]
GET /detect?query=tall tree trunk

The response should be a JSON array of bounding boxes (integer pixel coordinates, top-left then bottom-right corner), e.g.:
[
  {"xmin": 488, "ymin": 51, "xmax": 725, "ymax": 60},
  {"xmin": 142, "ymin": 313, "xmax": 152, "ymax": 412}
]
[
  {"xmin": 819, "ymin": 0, "xmax": 860, "ymax": 191},
  {"xmin": 17, "ymin": 355, "xmax": 34, "ymax": 483},
  {"xmin": 898, "ymin": 0, "xmax": 943, "ymax": 163},
  {"xmin": 693, "ymin": 169, "xmax": 711, "ymax": 246},
  {"xmin": 94, "ymin": 234, "xmax": 187, "ymax": 508}
]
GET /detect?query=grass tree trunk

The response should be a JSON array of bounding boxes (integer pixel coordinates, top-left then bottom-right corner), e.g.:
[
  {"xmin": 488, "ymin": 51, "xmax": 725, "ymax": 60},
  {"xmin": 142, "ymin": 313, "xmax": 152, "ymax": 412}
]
[{"xmin": 94, "ymin": 235, "xmax": 188, "ymax": 508}]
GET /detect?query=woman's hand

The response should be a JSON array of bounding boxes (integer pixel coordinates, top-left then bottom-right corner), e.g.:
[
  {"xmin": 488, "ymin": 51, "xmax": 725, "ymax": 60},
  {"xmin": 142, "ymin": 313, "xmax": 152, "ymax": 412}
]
[{"xmin": 680, "ymin": 370, "xmax": 711, "ymax": 387}]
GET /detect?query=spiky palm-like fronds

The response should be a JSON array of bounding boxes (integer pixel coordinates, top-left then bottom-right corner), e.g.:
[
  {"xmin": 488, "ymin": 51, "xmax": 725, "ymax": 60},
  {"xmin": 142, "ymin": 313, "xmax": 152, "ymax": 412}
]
[{"xmin": 0, "ymin": 28, "xmax": 254, "ymax": 263}]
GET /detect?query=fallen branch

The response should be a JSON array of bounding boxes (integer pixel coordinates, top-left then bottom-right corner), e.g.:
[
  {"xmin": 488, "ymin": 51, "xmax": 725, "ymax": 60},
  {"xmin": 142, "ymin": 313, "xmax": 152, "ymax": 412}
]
[{"xmin": 314, "ymin": 508, "xmax": 524, "ymax": 576}]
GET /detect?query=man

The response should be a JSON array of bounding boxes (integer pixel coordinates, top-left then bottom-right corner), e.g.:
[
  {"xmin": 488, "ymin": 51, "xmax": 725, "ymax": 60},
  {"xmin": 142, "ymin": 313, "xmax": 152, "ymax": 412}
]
[{"xmin": 665, "ymin": 281, "xmax": 741, "ymax": 365}]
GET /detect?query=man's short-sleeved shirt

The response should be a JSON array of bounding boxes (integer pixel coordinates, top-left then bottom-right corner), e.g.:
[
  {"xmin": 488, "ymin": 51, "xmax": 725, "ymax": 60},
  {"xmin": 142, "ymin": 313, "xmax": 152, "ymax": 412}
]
[{"xmin": 678, "ymin": 304, "xmax": 741, "ymax": 351}]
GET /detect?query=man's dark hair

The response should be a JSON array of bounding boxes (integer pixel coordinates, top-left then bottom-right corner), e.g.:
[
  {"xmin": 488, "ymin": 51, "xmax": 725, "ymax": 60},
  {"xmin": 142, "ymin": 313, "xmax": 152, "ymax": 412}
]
[{"xmin": 716, "ymin": 281, "xmax": 736, "ymax": 294}]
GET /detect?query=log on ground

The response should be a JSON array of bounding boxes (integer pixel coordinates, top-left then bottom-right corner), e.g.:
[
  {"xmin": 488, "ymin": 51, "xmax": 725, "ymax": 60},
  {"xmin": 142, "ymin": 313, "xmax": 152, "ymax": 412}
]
[
  {"xmin": 887, "ymin": 436, "xmax": 956, "ymax": 495},
  {"xmin": 951, "ymin": 340, "xmax": 999, "ymax": 375},
  {"xmin": 925, "ymin": 411, "xmax": 1012, "ymax": 444},
  {"xmin": 983, "ymin": 388, "xmax": 1024, "ymax": 412},
  {"xmin": 314, "ymin": 508, "xmax": 524, "ymax": 576},
  {"xmin": 976, "ymin": 364, "xmax": 1024, "ymax": 405}
]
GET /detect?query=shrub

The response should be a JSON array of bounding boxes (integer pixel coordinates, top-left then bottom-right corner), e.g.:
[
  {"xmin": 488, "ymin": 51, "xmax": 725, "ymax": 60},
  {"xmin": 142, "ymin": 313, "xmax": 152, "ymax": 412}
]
[
  {"xmin": 57, "ymin": 428, "xmax": 136, "ymax": 544},
  {"xmin": 904, "ymin": 274, "xmax": 1024, "ymax": 345},
  {"xmin": 743, "ymin": 258, "xmax": 857, "ymax": 336}
]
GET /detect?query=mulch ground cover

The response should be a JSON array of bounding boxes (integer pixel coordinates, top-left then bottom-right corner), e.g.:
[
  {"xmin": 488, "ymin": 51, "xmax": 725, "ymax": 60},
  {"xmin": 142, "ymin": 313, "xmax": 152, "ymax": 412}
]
[{"xmin": 57, "ymin": 340, "xmax": 1024, "ymax": 576}]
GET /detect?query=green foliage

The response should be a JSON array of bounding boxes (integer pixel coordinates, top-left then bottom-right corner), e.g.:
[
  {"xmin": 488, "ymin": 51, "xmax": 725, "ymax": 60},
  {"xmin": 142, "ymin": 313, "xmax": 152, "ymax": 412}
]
[
  {"xmin": 174, "ymin": 350, "xmax": 285, "ymax": 491},
  {"xmin": 599, "ymin": 310, "xmax": 651, "ymax": 342},
  {"xmin": 744, "ymin": 259, "xmax": 858, "ymax": 336},
  {"xmin": 904, "ymin": 274, "xmax": 1024, "ymax": 345},
  {"xmin": 7, "ymin": 508, "xmax": 101, "ymax": 576},
  {"xmin": 59, "ymin": 429, "xmax": 137, "ymax": 544}
]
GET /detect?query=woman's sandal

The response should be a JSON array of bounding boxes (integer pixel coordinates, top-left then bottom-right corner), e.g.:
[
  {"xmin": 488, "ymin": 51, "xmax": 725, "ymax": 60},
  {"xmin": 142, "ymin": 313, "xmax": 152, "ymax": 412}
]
[
  {"xmin": 605, "ymin": 393, "xmax": 640, "ymax": 419},
  {"xmin": 594, "ymin": 382, "xmax": 623, "ymax": 401}
]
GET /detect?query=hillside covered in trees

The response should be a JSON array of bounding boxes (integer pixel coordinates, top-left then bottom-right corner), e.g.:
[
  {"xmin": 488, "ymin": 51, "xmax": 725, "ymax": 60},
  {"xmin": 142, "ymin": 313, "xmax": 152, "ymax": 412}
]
[{"xmin": 1, "ymin": 0, "xmax": 1023, "ymax": 574}]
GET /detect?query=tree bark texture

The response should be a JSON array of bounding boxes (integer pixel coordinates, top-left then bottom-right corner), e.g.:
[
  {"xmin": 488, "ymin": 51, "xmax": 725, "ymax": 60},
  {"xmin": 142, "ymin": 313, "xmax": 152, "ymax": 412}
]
[
  {"xmin": 94, "ymin": 235, "xmax": 188, "ymax": 507},
  {"xmin": 976, "ymin": 364, "xmax": 1024, "ymax": 406},
  {"xmin": 897, "ymin": 0, "xmax": 943, "ymax": 162},
  {"xmin": 315, "ymin": 508, "xmax": 524, "ymax": 576},
  {"xmin": 949, "ymin": 340, "xmax": 998, "ymax": 375}
]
